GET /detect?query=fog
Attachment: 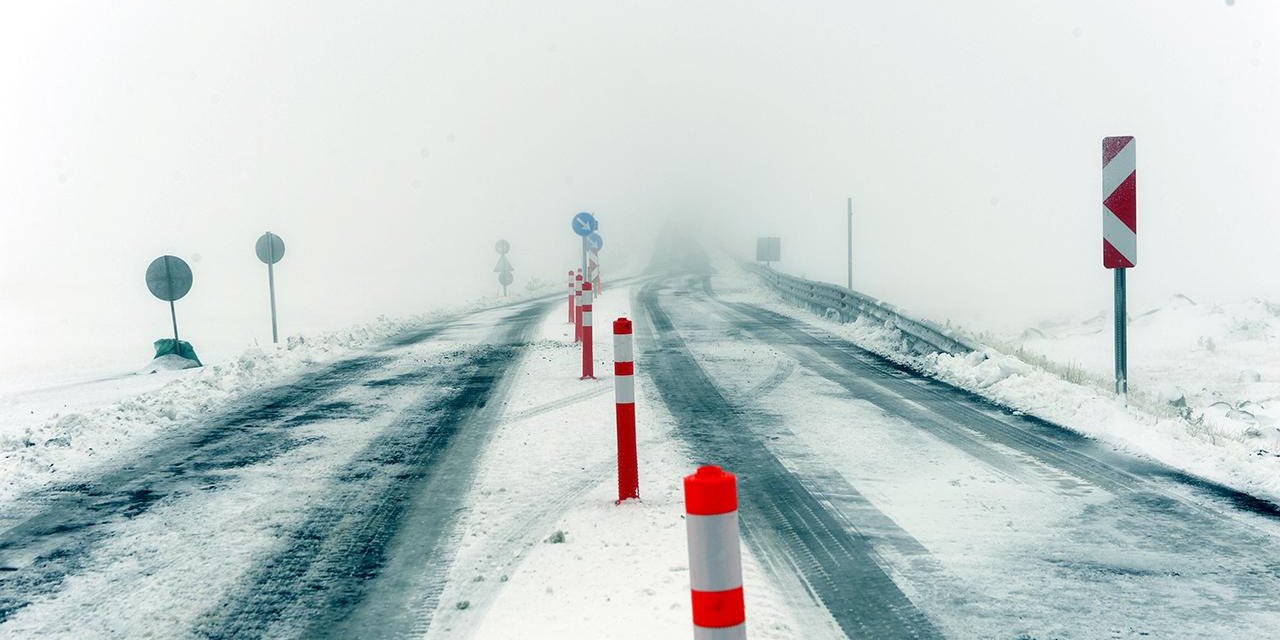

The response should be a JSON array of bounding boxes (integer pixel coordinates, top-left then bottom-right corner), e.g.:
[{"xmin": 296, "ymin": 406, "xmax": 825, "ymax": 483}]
[{"xmin": 2, "ymin": 1, "xmax": 1277, "ymax": 379}]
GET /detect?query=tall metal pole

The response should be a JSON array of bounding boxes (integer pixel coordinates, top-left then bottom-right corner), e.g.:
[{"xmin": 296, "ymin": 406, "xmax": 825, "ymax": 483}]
[
  {"xmin": 267, "ymin": 260, "xmax": 279, "ymax": 344},
  {"xmin": 846, "ymin": 197, "xmax": 853, "ymax": 290},
  {"xmin": 581, "ymin": 236, "xmax": 588, "ymax": 279},
  {"xmin": 164, "ymin": 255, "xmax": 179, "ymax": 344},
  {"xmin": 169, "ymin": 299, "xmax": 180, "ymax": 344},
  {"xmin": 1114, "ymin": 267, "xmax": 1127, "ymax": 399}
]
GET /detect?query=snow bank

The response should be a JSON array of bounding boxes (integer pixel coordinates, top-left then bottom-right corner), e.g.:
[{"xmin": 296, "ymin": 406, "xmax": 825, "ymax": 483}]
[
  {"xmin": 719, "ymin": 262, "xmax": 1280, "ymax": 507},
  {"xmin": 0, "ymin": 291, "xmax": 551, "ymax": 510}
]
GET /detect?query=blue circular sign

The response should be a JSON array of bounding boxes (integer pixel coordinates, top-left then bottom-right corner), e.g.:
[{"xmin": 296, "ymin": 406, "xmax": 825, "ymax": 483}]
[
  {"xmin": 586, "ymin": 232, "xmax": 603, "ymax": 251},
  {"xmin": 571, "ymin": 212, "xmax": 597, "ymax": 237}
]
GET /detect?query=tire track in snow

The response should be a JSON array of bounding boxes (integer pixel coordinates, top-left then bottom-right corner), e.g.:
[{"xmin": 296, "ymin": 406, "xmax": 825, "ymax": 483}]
[
  {"xmin": 195, "ymin": 301, "xmax": 553, "ymax": 640},
  {"xmin": 703, "ymin": 277, "xmax": 1280, "ymax": 636},
  {"xmin": 633, "ymin": 281, "xmax": 941, "ymax": 640},
  {"xmin": 0, "ymin": 351, "xmax": 396, "ymax": 623}
]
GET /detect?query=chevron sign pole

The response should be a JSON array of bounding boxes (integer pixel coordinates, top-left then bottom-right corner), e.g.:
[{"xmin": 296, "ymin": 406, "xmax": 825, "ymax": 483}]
[
  {"xmin": 1103, "ymin": 136, "xmax": 1136, "ymax": 399},
  {"xmin": 587, "ymin": 248, "xmax": 600, "ymax": 295}
]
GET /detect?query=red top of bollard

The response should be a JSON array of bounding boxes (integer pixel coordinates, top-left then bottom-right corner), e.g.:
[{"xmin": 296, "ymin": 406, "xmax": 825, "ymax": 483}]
[
  {"xmin": 613, "ymin": 317, "xmax": 632, "ymax": 335},
  {"xmin": 576, "ymin": 273, "xmax": 583, "ymax": 281},
  {"xmin": 569, "ymin": 270, "xmax": 575, "ymax": 276},
  {"xmin": 684, "ymin": 465, "xmax": 738, "ymax": 516},
  {"xmin": 582, "ymin": 281, "xmax": 592, "ymax": 291}
]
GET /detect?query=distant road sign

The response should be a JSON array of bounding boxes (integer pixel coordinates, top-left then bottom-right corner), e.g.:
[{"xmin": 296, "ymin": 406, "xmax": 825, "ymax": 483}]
[
  {"xmin": 756, "ymin": 237, "xmax": 781, "ymax": 263},
  {"xmin": 145, "ymin": 255, "xmax": 193, "ymax": 301},
  {"xmin": 1103, "ymin": 136, "xmax": 1136, "ymax": 269},
  {"xmin": 494, "ymin": 243, "xmax": 515, "ymax": 296},
  {"xmin": 586, "ymin": 232, "xmax": 603, "ymax": 251},
  {"xmin": 572, "ymin": 212, "xmax": 598, "ymax": 237},
  {"xmin": 256, "ymin": 232, "xmax": 286, "ymax": 265}
]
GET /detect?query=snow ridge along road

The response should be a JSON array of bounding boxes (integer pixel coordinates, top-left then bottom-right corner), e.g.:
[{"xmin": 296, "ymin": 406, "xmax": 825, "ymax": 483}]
[{"xmin": 0, "ymin": 299, "xmax": 552, "ymax": 638}]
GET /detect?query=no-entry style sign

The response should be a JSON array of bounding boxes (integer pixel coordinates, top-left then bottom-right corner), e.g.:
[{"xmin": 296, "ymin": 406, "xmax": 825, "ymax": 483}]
[
  {"xmin": 146, "ymin": 255, "xmax": 193, "ymax": 302},
  {"xmin": 1103, "ymin": 136, "xmax": 1136, "ymax": 269},
  {"xmin": 256, "ymin": 232, "xmax": 286, "ymax": 265},
  {"xmin": 145, "ymin": 254, "xmax": 193, "ymax": 344}
]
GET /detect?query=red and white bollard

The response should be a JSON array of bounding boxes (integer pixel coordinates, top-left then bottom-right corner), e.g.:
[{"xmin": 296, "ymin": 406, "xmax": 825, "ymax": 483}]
[
  {"xmin": 574, "ymin": 271, "xmax": 584, "ymax": 342},
  {"xmin": 684, "ymin": 465, "xmax": 745, "ymax": 639},
  {"xmin": 567, "ymin": 270, "xmax": 576, "ymax": 324},
  {"xmin": 580, "ymin": 282, "xmax": 595, "ymax": 379},
  {"xmin": 613, "ymin": 317, "xmax": 639, "ymax": 503}
]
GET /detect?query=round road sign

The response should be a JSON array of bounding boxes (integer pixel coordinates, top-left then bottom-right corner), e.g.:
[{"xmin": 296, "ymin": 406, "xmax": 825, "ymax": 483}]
[
  {"xmin": 498, "ymin": 271, "xmax": 514, "ymax": 287},
  {"xmin": 495, "ymin": 239, "xmax": 511, "ymax": 255},
  {"xmin": 586, "ymin": 232, "xmax": 603, "ymax": 251},
  {"xmin": 255, "ymin": 232, "xmax": 286, "ymax": 265},
  {"xmin": 146, "ymin": 255, "xmax": 193, "ymax": 302},
  {"xmin": 571, "ymin": 212, "xmax": 597, "ymax": 237}
]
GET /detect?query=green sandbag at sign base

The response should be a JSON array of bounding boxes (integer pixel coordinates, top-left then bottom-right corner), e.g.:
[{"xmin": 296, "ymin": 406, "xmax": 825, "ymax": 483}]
[{"xmin": 152, "ymin": 338, "xmax": 203, "ymax": 367}]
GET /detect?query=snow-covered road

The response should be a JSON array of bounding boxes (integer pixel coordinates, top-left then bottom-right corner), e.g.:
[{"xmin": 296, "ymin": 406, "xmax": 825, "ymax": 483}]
[
  {"xmin": 640, "ymin": 269, "xmax": 1280, "ymax": 639},
  {"xmin": 0, "ymin": 299, "xmax": 553, "ymax": 637},
  {"xmin": 3, "ymin": 261, "xmax": 1280, "ymax": 639}
]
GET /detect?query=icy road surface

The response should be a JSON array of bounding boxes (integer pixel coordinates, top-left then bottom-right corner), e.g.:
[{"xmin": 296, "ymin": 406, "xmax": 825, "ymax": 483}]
[{"xmin": 2, "ymin": 268, "xmax": 1280, "ymax": 639}]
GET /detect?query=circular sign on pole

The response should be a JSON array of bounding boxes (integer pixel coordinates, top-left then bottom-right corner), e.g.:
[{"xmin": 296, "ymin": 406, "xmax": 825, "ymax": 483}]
[
  {"xmin": 571, "ymin": 212, "xmax": 598, "ymax": 237},
  {"xmin": 256, "ymin": 232, "xmax": 286, "ymax": 265},
  {"xmin": 145, "ymin": 255, "xmax": 193, "ymax": 301},
  {"xmin": 586, "ymin": 232, "xmax": 603, "ymax": 251},
  {"xmin": 495, "ymin": 239, "xmax": 511, "ymax": 255},
  {"xmin": 498, "ymin": 271, "xmax": 514, "ymax": 287}
]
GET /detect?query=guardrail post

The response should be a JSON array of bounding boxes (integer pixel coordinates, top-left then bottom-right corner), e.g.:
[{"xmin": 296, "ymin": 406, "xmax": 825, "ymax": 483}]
[{"xmin": 684, "ymin": 465, "xmax": 745, "ymax": 639}]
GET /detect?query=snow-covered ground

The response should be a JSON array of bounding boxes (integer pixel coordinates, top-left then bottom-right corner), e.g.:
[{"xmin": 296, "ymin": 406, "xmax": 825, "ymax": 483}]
[
  {"xmin": 728, "ymin": 260, "xmax": 1280, "ymax": 507},
  {"xmin": 427, "ymin": 285, "xmax": 801, "ymax": 639},
  {"xmin": 0, "ymin": 292, "xmax": 549, "ymax": 511},
  {"xmin": 991, "ymin": 296, "xmax": 1280, "ymax": 431},
  {"xmin": 1, "ymin": 280, "xmax": 804, "ymax": 639}
]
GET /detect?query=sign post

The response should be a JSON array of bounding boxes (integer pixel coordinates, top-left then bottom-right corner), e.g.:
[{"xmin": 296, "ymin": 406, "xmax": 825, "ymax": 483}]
[
  {"xmin": 846, "ymin": 197, "xmax": 853, "ymax": 290},
  {"xmin": 145, "ymin": 255, "xmax": 194, "ymax": 344},
  {"xmin": 1103, "ymin": 136, "xmax": 1137, "ymax": 399},
  {"xmin": 255, "ymin": 232, "xmax": 286, "ymax": 343},
  {"xmin": 494, "ymin": 239, "xmax": 514, "ymax": 296}
]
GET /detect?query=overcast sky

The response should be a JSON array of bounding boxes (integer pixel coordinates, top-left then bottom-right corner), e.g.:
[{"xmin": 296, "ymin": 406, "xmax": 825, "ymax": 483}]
[{"xmin": 2, "ymin": 1, "xmax": 1276, "ymax": 378}]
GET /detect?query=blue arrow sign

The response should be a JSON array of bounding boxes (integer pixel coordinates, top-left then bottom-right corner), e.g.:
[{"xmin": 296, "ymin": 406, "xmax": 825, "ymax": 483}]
[
  {"xmin": 571, "ymin": 212, "xmax": 598, "ymax": 237},
  {"xmin": 586, "ymin": 232, "xmax": 603, "ymax": 251}
]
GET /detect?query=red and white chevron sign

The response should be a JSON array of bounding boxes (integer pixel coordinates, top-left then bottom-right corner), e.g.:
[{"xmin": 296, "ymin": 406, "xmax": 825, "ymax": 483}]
[{"xmin": 1102, "ymin": 136, "xmax": 1136, "ymax": 269}]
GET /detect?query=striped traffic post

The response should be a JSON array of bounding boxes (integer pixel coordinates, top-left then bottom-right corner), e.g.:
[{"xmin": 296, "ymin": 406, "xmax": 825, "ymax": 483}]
[
  {"xmin": 580, "ymin": 282, "xmax": 595, "ymax": 379},
  {"xmin": 567, "ymin": 270, "xmax": 576, "ymax": 324},
  {"xmin": 574, "ymin": 271, "xmax": 584, "ymax": 343},
  {"xmin": 1103, "ymin": 135, "xmax": 1136, "ymax": 398},
  {"xmin": 613, "ymin": 317, "xmax": 639, "ymax": 503},
  {"xmin": 684, "ymin": 465, "xmax": 745, "ymax": 639}
]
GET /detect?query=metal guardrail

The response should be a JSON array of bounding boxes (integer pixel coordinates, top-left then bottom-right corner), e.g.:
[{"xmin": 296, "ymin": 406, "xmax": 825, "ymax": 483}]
[{"xmin": 744, "ymin": 264, "xmax": 980, "ymax": 356}]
